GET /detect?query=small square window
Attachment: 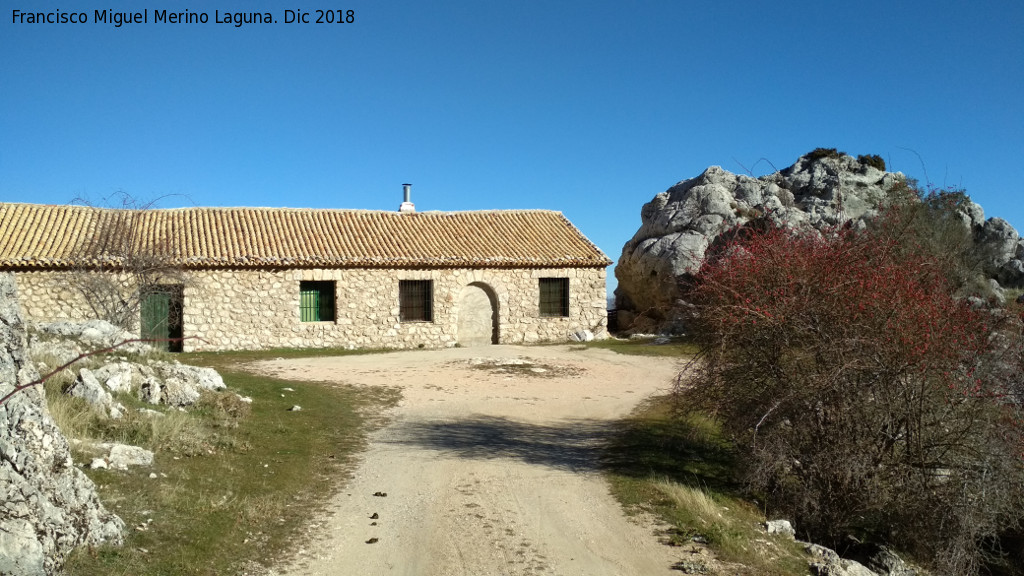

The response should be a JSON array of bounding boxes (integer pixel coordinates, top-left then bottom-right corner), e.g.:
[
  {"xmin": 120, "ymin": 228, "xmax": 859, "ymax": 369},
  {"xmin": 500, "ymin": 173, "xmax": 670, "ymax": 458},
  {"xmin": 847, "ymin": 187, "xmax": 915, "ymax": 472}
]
[
  {"xmin": 300, "ymin": 281, "xmax": 335, "ymax": 322},
  {"xmin": 400, "ymin": 280, "xmax": 433, "ymax": 322},
  {"xmin": 539, "ymin": 278, "xmax": 569, "ymax": 317}
]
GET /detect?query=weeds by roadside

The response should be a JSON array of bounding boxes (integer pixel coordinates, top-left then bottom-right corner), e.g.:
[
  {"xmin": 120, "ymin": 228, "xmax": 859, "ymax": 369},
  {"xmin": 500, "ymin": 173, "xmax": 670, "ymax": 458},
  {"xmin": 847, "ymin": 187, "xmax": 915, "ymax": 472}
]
[
  {"xmin": 604, "ymin": 398, "xmax": 808, "ymax": 576},
  {"xmin": 590, "ymin": 338, "xmax": 806, "ymax": 575}
]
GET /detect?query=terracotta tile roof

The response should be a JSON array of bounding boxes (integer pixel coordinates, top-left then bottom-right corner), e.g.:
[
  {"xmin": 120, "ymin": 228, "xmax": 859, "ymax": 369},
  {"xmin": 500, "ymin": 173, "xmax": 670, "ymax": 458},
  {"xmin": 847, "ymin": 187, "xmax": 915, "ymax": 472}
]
[{"xmin": 0, "ymin": 203, "xmax": 611, "ymax": 269}]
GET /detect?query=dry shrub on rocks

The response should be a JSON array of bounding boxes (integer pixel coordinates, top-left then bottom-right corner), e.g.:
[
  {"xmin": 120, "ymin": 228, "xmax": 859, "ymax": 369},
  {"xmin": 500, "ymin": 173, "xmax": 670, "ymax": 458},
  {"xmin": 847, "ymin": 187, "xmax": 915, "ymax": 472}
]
[
  {"xmin": 193, "ymin": 389, "xmax": 252, "ymax": 426},
  {"xmin": 677, "ymin": 217, "xmax": 1024, "ymax": 575},
  {"xmin": 877, "ymin": 181, "xmax": 999, "ymax": 299}
]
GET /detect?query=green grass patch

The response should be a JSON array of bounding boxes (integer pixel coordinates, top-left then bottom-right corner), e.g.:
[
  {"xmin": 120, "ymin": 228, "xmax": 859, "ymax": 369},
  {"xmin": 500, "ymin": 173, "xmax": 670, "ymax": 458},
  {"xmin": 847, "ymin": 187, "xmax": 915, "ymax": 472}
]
[
  {"xmin": 60, "ymin": 349, "xmax": 399, "ymax": 576},
  {"xmin": 184, "ymin": 346, "xmax": 392, "ymax": 365},
  {"xmin": 583, "ymin": 336, "xmax": 700, "ymax": 357},
  {"xmin": 604, "ymin": 397, "xmax": 808, "ymax": 576}
]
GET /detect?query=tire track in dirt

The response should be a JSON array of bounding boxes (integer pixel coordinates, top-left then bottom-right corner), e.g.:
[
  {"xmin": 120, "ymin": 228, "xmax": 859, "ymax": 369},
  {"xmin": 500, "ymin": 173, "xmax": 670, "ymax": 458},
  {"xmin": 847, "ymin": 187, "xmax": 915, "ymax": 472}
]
[{"xmin": 258, "ymin": 345, "xmax": 684, "ymax": 576}]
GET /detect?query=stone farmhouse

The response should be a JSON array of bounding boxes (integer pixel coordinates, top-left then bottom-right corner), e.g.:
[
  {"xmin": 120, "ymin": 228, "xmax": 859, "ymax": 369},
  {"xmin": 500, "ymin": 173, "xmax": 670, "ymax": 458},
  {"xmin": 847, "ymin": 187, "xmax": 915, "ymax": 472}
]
[{"xmin": 0, "ymin": 193, "xmax": 610, "ymax": 352}]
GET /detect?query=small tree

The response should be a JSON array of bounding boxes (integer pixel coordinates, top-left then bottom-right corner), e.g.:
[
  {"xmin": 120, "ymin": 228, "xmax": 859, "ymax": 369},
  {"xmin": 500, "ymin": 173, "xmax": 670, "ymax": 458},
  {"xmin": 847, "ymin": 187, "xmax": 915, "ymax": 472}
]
[
  {"xmin": 62, "ymin": 193, "xmax": 186, "ymax": 332},
  {"xmin": 678, "ymin": 219, "xmax": 1024, "ymax": 574}
]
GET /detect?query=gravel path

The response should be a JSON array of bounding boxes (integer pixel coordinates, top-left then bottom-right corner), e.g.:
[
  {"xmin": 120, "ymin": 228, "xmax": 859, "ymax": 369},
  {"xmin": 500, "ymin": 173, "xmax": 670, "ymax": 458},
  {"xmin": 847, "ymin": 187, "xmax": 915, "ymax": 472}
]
[{"xmin": 256, "ymin": 344, "xmax": 685, "ymax": 576}]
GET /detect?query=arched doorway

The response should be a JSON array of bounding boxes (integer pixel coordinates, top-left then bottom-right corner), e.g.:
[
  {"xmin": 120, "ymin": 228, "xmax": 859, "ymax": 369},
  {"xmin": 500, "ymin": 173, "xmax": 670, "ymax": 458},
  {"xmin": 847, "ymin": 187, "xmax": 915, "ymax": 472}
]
[{"xmin": 457, "ymin": 283, "xmax": 499, "ymax": 346}]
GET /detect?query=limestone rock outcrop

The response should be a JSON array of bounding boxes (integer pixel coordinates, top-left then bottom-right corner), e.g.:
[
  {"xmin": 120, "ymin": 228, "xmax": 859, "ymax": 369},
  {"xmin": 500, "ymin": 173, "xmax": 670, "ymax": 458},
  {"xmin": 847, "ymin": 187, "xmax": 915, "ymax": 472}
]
[
  {"xmin": 133, "ymin": 361, "xmax": 225, "ymax": 407},
  {"xmin": 91, "ymin": 361, "xmax": 135, "ymax": 393},
  {"xmin": 0, "ymin": 273, "xmax": 124, "ymax": 576},
  {"xmin": 33, "ymin": 319, "xmax": 150, "ymax": 354},
  {"xmin": 66, "ymin": 367, "xmax": 124, "ymax": 419},
  {"xmin": 151, "ymin": 361, "xmax": 226, "ymax": 395},
  {"xmin": 615, "ymin": 151, "xmax": 1024, "ymax": 334},
  {"xmin": 43, "ymin": 351, "xmax": 228, "ymax": 411}
]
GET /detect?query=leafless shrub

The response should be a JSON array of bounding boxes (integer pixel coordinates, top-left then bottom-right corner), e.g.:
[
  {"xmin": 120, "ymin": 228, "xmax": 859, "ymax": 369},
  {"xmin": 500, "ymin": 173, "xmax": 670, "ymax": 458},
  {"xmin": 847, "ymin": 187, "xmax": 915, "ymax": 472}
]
[{"xmin": 62, "ymin": 192, "xmax": 188, "ymax": 332}]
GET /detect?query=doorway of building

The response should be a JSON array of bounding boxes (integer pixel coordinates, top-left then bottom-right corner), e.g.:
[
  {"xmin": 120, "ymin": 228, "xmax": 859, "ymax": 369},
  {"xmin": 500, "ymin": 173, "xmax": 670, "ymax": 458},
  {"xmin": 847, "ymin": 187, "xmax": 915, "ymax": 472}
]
[
  {"xmin": 457, "ymin": 283, "xmax": 498, "ymax": 346},
  {"xmin": 141, "ymin": 285, "xmax": 184, "ymax": 352}
]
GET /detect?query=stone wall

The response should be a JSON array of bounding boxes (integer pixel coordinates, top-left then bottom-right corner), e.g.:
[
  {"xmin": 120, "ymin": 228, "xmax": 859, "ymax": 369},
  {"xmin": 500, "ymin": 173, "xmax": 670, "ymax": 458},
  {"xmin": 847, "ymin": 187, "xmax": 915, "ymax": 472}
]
[
  {"xmin": 14, "ymin": 266, "xmax": 608, "ymax": 351},
  {"xmin": 16, "ymin": 271, "xmax": 99, "ymax": 324}
]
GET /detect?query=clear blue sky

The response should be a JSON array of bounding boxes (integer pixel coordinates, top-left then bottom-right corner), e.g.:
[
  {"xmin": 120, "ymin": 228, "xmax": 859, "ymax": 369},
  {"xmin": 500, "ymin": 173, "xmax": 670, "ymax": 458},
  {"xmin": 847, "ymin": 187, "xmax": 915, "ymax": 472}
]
[{"xmin": 3, "ymin": 1, "xmax": 1022, "ymax": 298}]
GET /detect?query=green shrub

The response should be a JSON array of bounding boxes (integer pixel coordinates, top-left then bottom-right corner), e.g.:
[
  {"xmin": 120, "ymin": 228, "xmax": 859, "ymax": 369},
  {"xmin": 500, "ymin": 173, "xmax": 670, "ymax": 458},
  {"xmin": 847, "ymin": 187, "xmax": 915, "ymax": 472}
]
[
  {"xmin": 807, "ymin": 147, "xmax": 843, "ymax": 160},
  {"xmin": 856, "ymin": 154, "xmax": 886, "ymax": 171}
]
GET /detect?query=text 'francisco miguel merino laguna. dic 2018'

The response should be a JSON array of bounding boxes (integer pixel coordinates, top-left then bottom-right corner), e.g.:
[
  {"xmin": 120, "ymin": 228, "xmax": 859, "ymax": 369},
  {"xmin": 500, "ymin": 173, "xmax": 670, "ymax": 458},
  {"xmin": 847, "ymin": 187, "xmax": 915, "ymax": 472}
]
[{"xmin": 10, "ymin": 9, "xmax": 354, "ymax": 28}]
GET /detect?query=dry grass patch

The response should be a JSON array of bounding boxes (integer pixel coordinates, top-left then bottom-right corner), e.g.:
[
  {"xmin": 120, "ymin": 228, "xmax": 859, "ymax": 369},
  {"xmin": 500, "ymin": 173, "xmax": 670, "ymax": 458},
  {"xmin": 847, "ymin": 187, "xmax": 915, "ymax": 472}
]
[
  {"xmin": 53, "ymin": 349, "xmax": 399, "ymax": 576},
  {"xmin": 604, "ymin": 393, "xmax": 808, "ymax": 576}
]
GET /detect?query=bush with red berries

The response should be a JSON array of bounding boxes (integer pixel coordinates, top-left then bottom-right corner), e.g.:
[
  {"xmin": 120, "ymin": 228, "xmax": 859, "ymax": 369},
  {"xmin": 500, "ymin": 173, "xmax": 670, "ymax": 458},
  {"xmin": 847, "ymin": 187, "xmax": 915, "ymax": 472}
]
[{"xmin": 678, "ymin": 212, "xmax": 1024, "ymax": 574}]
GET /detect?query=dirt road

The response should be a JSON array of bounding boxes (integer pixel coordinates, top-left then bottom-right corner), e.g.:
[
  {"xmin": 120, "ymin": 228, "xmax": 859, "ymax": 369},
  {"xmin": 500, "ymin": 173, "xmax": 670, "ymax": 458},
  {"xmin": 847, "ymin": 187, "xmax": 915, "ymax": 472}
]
[{"xmin": 256, "ymin": 344, "xmax": 685, "ymax": 576}]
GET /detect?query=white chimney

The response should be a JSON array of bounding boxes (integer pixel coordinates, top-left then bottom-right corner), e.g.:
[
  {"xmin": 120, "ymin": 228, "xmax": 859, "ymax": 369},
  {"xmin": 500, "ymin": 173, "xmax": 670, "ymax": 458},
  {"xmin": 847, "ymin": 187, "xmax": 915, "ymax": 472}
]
[{"xmin": 399, "ymin": 183, "xmax": 415, "ymax": 213}]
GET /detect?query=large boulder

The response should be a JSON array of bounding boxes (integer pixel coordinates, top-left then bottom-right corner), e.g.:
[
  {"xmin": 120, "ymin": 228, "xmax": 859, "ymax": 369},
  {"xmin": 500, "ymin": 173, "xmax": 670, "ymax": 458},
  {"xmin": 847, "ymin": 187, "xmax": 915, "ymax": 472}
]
[
  {"xmin": 977, "ymin": 217, "xmax": 1024, "ymax": 287},
  {"xmin": 807, "ymin": 543, "xmax": 878, "ymax": 576},
  {"xmin": 615, "ymin": 153, "xmax": 898, "ymax": 333},
  {"xmin": 0, "ymin": 273, "xmax": 124, "ymax": 576},
  {"xmin": 616, "ymin": 151, "xmax": 1024, "ymax": 333}
]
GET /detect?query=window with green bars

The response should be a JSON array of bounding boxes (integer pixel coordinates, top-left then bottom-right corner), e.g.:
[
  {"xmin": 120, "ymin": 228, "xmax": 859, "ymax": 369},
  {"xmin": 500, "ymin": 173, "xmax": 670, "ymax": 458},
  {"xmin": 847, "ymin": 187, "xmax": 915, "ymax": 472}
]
[
  {"xmin": 300, "ymin": 281, "xmax": 335, "ymax": 322},
  {"xmin": 399, "ymin": 280, "xmax": 433, "ymax": 322},
  {"xmin": 539, "ymin": 278, "xmax": 569, "ymax": 317}
]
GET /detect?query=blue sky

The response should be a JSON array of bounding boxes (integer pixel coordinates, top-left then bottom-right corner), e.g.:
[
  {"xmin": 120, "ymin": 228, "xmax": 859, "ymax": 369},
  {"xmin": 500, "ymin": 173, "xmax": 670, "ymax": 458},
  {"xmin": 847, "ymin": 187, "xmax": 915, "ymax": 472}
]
[{"xmin": 2, "ymin": 1, "xmax": 1022, "ymax": 297}]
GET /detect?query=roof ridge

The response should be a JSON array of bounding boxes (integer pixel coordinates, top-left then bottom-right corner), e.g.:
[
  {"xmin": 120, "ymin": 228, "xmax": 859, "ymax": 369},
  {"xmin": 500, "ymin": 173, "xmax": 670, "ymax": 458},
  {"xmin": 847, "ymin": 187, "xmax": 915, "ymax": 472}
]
[{"xmin": 0, "ymin": 202, "xmax": 563, "ymax": 215}]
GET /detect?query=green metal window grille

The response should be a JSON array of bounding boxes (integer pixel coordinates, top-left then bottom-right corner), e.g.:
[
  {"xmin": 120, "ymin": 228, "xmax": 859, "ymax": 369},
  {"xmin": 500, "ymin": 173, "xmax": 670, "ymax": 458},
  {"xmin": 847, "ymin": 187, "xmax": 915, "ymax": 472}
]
[
  {"xmin": 399, "ymin": 280, "xmax": 433, "ymax": 322},
  {"xmin": 539, "ymin": 278, "xmax": 569, "ymax": 317},
  {"xmin": 300, "ymin": 281, "xmax": 335, "ymax": 322}
]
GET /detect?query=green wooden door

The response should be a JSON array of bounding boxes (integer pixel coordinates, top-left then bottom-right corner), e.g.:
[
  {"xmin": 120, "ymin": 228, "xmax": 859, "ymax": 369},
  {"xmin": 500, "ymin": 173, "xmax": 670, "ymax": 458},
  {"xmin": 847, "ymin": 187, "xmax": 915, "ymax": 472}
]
[
  {"xmin": 141, "ymin": 286, "xmax": 184, "ymax": 352},
  {"xmin": 141, "ymin": 291, "xmax": 171, "ymax": 345}
]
